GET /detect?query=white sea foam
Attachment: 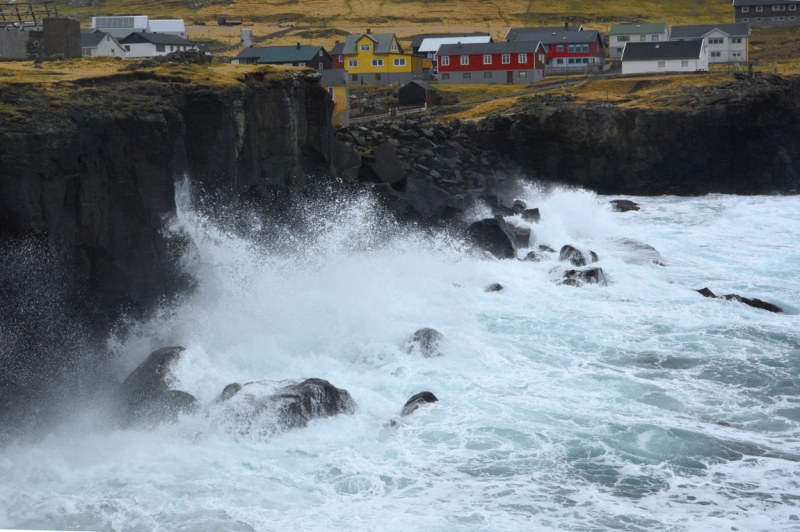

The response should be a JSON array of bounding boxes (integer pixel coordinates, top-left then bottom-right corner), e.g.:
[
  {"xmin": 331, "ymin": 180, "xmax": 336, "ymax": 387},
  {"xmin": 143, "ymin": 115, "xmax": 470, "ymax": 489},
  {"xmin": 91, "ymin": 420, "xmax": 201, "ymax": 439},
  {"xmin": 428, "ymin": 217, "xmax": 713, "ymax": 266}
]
[{"xmin": 1, "ymin": 185, "xmax": 799, "ymax": 531}]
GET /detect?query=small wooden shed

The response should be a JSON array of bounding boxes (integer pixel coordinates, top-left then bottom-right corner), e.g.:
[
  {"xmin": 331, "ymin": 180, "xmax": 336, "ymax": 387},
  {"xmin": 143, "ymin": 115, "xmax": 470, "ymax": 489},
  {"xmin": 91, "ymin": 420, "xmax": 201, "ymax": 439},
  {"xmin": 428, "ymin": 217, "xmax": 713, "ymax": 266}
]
[{"xmin": 398, "ymin": 80, "xmax": 438, "ymax": 107}]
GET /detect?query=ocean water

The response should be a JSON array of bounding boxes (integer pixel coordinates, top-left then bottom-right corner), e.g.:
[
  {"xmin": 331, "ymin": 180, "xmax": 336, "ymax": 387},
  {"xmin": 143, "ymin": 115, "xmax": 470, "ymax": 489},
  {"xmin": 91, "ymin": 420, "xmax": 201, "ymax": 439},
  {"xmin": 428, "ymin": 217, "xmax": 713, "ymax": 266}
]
[{"xmin": 1, "ymin": 183, "xmax": 799, "ymax": 532}]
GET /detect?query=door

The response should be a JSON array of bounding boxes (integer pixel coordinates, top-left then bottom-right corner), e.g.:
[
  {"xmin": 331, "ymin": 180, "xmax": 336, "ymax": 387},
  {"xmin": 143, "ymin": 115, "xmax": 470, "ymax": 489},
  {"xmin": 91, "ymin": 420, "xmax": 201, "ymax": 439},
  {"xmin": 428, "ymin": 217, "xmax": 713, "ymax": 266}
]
[{"xmin": 506, "ymin": 71, "xmax": 513, "ymax": 84}]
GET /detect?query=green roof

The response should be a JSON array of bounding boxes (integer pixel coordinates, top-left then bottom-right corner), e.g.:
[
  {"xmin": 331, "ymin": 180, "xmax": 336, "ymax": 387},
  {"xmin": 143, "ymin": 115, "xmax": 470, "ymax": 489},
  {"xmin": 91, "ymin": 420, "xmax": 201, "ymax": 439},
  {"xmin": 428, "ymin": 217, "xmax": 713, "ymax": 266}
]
[
  {"xmin": 609, "ymin": 23, "xmax": 668, "ymax": 35},
  {"xmin": 257, "ymin": 45, "xmax": 324, "ymax": 64}
]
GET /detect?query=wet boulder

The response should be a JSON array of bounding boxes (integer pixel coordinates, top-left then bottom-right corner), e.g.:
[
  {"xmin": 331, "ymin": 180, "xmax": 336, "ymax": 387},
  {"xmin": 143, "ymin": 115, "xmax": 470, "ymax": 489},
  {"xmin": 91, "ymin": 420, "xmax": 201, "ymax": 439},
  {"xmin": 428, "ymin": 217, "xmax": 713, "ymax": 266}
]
[
  {"xmin": 522, "ymin": 251, "xmax": 544, "ymax": 262},
  {"xmin": 560, "ymin": 245, "xmax": 599, "ymax": 267},
  {"xmin": 561, "ymin": 268, "xmax": 607, "ymax": 287},
  {"xmin": 696, "ymin": 287, "xmax": 782, "ymax": 313},
  {"xmin": 405, "ymin": 328, "xmax": 444, "ymax": 358},
  {"xmin": 539, "ymin": 244, "xmax": 556, "ymax": 253},
  {"xmin": 118, "ymin": 346, "xmax": 198, "ymax": 426},
  {"xmin": 219, "ymin": 382, "xmax": 243, "ymax": 402},
  {"xmin": 617, "ymin": 238, "xmax": 665, "ymax": 266},
  {"xmin": 610, "ymin": 199, "xmax": 640, "ymax": 212},
  {"xmin": 522, "ymin": 208, "xmax": 541, "ymax": 223},
  {"xmin": 467, "ymin": 216, "xmax": 518, "ymax": 259},
  {"xmin": 401, "ymin": 391, "xmax": 439, "ymax": 417},
  {"xmin": 485, "ymin": 283, "xmax": 504, "ymax": 292}
]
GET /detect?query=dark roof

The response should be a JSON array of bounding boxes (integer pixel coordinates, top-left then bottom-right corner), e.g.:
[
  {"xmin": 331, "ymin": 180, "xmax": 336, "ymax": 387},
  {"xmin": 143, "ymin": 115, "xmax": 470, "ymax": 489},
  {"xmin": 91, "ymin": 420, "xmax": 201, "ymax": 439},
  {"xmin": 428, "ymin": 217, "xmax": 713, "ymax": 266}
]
[
  {"xmin": 81, "ymin": 31, "xmax": 112, "ymax": 48},
  {"xmin": 621, "ymin": 40, "xmax": 704, "ymax": 61},
  {"xmin": 257, "ymin": 45, "xmax": 327, "ymax": 64},
  {"xmin": 516, "ymin": 29, "xmax": 603, "ymax": 46},
  {"xmin": 410, "ymin": 32, "xmax": 489, "ymax": 49},
  {"xmin": 403, "ymin": 80, "xmax": 437, "ymax": 92},
  {"xmin": 733, "ymin": 0, "xmax": 799, "ymax": 5},
  {"xmin": 330, "ymin": 41, "xmax": 345, "ymax": 55},
  {"xmin": 319, "ymin": 68, "xmax": 347, "ymax": 85},
  {"xmin": 342, "ymin": 33, "xmax": 403, "ymax": 55},
  {"xmin": 235, "ymin": 46, "xmax": 268, "ymax": 60},
  {"xmin": 119, "ymin": 32, "xmax": 194, "ymax": 46},
  {"xmin": 438, "ymin": 40, "xmax": 544, "ymax": 56},
  {"xmin": 506, "ymin": 25, "xmax": 582, "ymax": 41},
  {"xmin": 670, "ymin": 23, "xmax": 750, "ymax": 39}
]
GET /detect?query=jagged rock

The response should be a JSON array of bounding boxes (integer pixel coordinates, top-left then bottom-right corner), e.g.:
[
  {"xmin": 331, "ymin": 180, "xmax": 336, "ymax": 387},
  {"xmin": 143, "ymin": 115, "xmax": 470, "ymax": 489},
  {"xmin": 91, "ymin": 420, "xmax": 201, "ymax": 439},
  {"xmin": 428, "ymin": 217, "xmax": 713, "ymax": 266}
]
[
  {"xmin": 512, "ymin": 199, "xmax": 527, "ymax": 213},
  {"xmin": 401, "ymin": 391, "xmax": 439, "ymax": 417},
  {"xmin": 371, "ymin": 142, "xmax": 406, "ymax": 185},
  {"xmin": 485, "ymin": 283, "xmax": 504, "ymax": 292},
  {"xmin": 467, "ymin": 216, "xmax": 518, "ymax": 259},
  {"xmin": 610, "ymin": 199, "xmax": 640, "ymax": 212},
  {"xmin": 522, "ymin": 208, "xmax": 541, "ymax": 223},
  {"xmin": 561, "ymin": 268, "xmax": 607, "ymax": 287},
  {"xmin": 522, "ymin": 251, "xmax": 543, "ymax": 262},
  {"xmin": 508, "ymin": 224, "xmax": 532, "ymax": 248},
  {"xmin": 404, "ymin": 328, "xmax": 444, "ymax": 358},
  {"xmin": 695, "ymin": 287, "xmax": 782, "ymax": 313},
  {"xmin": 539, "ymin": 244, "xmax": 556, "ymax": 253},
  {"xmin": 404, "ymin": 177, "xmax": 449, "ymax": 219},
  {"xmin": 118, "ymin": 346, "xmax": 198, "ymax": 426},
  {"xmin": 560, "ymin": 245, "xmax": 599, "ymax": 267}
]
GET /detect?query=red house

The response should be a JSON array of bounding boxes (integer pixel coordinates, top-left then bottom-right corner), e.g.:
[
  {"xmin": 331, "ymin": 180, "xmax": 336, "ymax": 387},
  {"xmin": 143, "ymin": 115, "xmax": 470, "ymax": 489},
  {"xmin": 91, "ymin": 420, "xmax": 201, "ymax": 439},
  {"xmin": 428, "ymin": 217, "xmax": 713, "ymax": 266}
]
[
  {"xmin": 330, "ymin": 41, "xmax": 345, "ymax": 69},
  {"xmin": 515, "ymin": 29, "xmax": 605, "ymax": 70},
  {"xmin": 436, "ymin": 41, "xmax": 546, "ymax": 84}
]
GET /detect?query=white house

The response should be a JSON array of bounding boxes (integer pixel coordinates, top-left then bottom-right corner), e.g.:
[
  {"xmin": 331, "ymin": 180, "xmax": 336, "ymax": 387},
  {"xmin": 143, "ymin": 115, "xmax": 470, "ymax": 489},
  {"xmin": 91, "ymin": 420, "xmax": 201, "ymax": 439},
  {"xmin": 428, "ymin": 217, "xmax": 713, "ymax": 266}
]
[
  {"xmin": 119, "ymin": 32, "xmax": 198, "ymax": 59},
  {"xmin": 148, "ymin": 19, "xmax": 187, "ymax": 38},
  {"xmin": 91, "ymin": 16, "xmax": 149, "ymax": 39},
  {"xmin": 609, "ymin": 23, "xmax": 670, "ymax": 58},
  {"xmin": 80, "ymin": 31, "xmax": 126, "ymax": 57},
  {"xmin": 621, "ymin": 40, "xmax": 707, "ymax": 75},
  {"xmin": 669, "ymin": 23, "xmax": 750, "ymax": 63}
]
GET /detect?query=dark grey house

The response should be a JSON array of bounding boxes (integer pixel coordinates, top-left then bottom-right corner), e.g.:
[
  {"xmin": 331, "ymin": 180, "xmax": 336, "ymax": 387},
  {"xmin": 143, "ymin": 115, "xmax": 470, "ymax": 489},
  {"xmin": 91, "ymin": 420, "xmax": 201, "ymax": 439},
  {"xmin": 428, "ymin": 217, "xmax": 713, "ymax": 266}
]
[
  {"xmin": 398, "ymin": 80, "xmax": 437, "ymax": 107},
  {"xmin": 233, "ymin": 46, "xmax": 268, "ymax": 64},
  {"xmin": 733, "ymin": 0, "xmax": 800, "ymax": 28}
]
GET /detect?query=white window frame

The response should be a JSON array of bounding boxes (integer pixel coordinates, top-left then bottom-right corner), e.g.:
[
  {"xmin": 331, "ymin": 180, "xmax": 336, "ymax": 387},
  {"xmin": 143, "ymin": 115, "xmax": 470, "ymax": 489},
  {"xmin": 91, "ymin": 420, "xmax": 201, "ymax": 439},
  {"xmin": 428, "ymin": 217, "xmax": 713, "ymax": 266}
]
[
  {"xmin": 658, "ymin": 61, "xmax": 666, "ymax": 68},
  {"xmin": 360, "ymin": 43, "xmax": 370, "ymax": 52},
  {"xmin": 348, "ymin": 59, "xmax": 358, "ymax": 67},
  {"xmin": 463, "ymin": 72, "xmax": 471, "ymax": 79},
  {"xmin": 483, "ymin": 71, "xmax": 492, "ymax": 78},
  {"xmin": 791, "ymin": 4, "xmax": 798, "ymax": 10},
  {"xmin": 652, "ymin": 35, "xmax": 659, "ymax": 41},
  {"xmin": 681, "ymin": 60, "xmax": 689, "ymax": 67},
  {"xmin": 773, "ymin": 4, "xmax": 786, "ymax": 10},
  {"xmin": 298, "ymin": 62, "xmax": 306, "ymax": 66},
  {"xmin": 371, "ymin": 58, "xmax": 384, "ymax": 67},
  {"xmin": 460, "ymin": 55, "xmax": 469, "ymax": 65},
  {"xmin": 519, "ymin": 71, "xmax": 527, "ymax": 77},
  {"xmin": 338, "ymin": 55, "xmax": 343, "ymax": 62},
  {"xmin": 483, "ymin": 54, "xmax": 492, "ymax": 64},
  {"xmin": 518, "ymin": 53, "xmax": 527, "ymax": 63},
  {"xmin": 391, "ymin": 43, "xmax": 397, "ymax": 51},
  {"xmin": 639, "ymin": 35, "xmax": 646, "ymax": 42},
  {"xmin": 501, "ymin": 53, "xmax": 510, "ymax": 64},
  {"xmin": 440, "ymin": 55, "xmax": 450, "ymax": 66},
  {"xmin": 393, "ymin": 57, "xmax": 406, "ymax": 66},
  {"xmin": 756, "ymin": 5, "xmax": 763, "ymax": 11},
  {"xmin": 742, "ymin": 6, "xmax": 749, "ymax": 12},
  {"xmin": 742, "ymin": 17, "xmax": 749, "ymax": 21}
]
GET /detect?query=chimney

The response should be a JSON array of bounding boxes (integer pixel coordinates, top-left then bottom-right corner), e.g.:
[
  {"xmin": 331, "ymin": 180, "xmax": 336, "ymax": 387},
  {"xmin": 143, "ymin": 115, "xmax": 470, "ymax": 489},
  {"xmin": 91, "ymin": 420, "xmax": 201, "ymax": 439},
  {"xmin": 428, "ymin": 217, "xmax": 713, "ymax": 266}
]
[
  {"xmin": 457, "ymin": 41, "xmax": 461, "ymax": 47},
  {"xmin": 366, "ymin": 28, "xmax": 371, "ymax": 34},
  {"xmin": 565, "ymin": 22, "xmax": 569, "ymax": 30},
  {"xmin": 297, "ymin": 42, "xmax": 301, "ymax": 49}
]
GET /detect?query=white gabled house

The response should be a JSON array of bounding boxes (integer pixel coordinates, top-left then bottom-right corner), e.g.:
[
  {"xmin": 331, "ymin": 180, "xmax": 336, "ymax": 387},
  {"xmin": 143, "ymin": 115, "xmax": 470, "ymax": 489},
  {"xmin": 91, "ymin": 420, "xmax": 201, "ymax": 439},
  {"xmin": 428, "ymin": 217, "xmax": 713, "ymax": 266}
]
[
  {"xmin": 119, "ymin": 32, "xmax": 198, "ymax": 59},
  {"xmin": 669, "ymin": 23, "xmax": 750, "ymax": 63},
  {"xmin": 621, "ymin": 40, "xmax": 708, "ymax": 75},
  {"xmin": 80, "ymin": 31, "xmax": 126, "ymax": 57}
]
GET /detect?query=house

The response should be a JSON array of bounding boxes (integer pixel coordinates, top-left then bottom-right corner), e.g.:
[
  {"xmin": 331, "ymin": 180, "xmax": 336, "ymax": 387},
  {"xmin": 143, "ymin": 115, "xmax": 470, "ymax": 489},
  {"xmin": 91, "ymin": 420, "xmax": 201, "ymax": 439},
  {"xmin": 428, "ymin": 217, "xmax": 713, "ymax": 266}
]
[
  {"xmin": 341, "ymin": 31, "xmax": 423, "ymax": 85},
  {"xmin": 91, "ymin": 16, "xmax": 149, "ymax": 39},
  {"xmin": 670, "ymin": 23, "xmax": 750, "ymax": 63},
  {"xmin": 505, "ymin": 24, "xmax": 583, "ymax": 42},
  {"xmin": 609, "ymin": 23, "xmax": 670, "ymax": 59},
  {"xmin": 232, "ymin": 46, "xmax": 268, "ymax": 64},
  {"xmin": 516, "ymin": 29, "xmax": 605, "ymax": 70},
  {"xmin": 621, "ymin": 40, "xmax": 707, "ymax": 75},
  {"xmin": 436, "ymin": 41, "xmax": 546, "ymax": 84},
  {"xmin": 417, "ymin": 36, "xmax": 493, "ymax": 70},
  {"xmin": 119, "ymin": 32, "xmax": 198, "ymax": 58},
  {"xmin": 398, "ymin": 80, "xmax": 438, "ymax": 107},
  {"xmin": 256, "ymin": 44, "xmax": 333, "ymax": 70},
  {"xmin": 330, "ymin": 41, "xmax": 345, "ymax": 68},
  {"xmin": 148, "ymin": 19, "xmax": 187, "ymax": 38},
  {"xmin": 320, "ymin": 68, "xmax": 350, "ymax": 126},
  {"xmin": 80, "ymin": 31, "xmax": 126, "ymax": 57},
  {"xmin": 733, "ymin": 0, "xmax": 800, "ymax": 28},
  {"xmin": 410, "ymin": 32, "xmax": 490, "ymax": 54}
]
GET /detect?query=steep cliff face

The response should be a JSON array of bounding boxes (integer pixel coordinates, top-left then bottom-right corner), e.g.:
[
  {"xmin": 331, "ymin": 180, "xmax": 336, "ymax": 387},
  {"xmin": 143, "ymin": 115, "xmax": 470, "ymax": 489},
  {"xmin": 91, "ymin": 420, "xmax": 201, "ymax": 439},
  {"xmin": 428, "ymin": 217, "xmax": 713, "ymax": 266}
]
[
  {"xmin": 0, "ymin": 67, "xmax": 334, "ymax": 325},
  {"xmin": 473, "ymin": 74, "xmax": 800, "ymax": 195}
]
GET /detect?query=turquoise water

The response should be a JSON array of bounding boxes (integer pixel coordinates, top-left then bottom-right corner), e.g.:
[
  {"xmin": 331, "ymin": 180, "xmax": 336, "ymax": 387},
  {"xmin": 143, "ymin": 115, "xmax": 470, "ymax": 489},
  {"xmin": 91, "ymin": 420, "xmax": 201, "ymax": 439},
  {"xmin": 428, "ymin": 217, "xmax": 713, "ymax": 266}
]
[{"xmin": 1, "ymin": 185, "xmax": 798, "ymax": 531}]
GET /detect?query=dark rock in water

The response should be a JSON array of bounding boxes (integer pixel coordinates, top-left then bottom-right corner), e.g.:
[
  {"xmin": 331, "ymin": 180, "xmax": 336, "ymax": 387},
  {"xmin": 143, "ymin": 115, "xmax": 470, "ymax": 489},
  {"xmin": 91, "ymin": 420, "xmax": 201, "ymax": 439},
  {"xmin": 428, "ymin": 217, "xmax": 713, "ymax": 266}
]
[
  {"xmin": 695, "ymin": 287, "xmax": 782, "ymax": 313},
  {"xmin": 371, "ymin": 141, "xmax": 406, "ymax": 185},
  {"xmin": 561, "ymin": 268, "xmax": 607, "ymax": 287},
  {"xmin": 467, "ymin": 216, "xmax": 518, "ymax": 259},
  {"xmin": 610, "ymin": 199, "xmax": 640, "ymax": 212},
  {"xmin": 522, "ymin": 208, "xmax": 541, "ymax": 223},
  {"xmin": 485, "ymin": 283, "xmax": 504, "ymax": 292},
  {"xmin": 508, "ymin": 224, "xmax": 531, "ymax": 248},
  {"xmin": 522, "ymin": 251, "xmax": 543, "ymax": 262},
  {"xmin": 539, "ymin": 244, "xmax": 556, "ymax": 253},
  {"xmin": 405, "ymin": 328, "xmax": 444, "ymax": 358},
  {"xmin": 219, "ymin": 382, "xmax": 243, "ymax": 402},
  {"xmin": 512, "ymin": 199, "xmax": 527, "ymax": 214},
  {"xmin": 401, "ymin": 391, "xmax": 439, "ymax": 417},
  {"xmin": 118, "ymin": 346, "xmax": 198, "ymax": 426},
  {"xmin": 560, "ymin": 245, "xmax": 599, "ymax": 267},
  {"xmin": 271, "ymin": 378, "xmax": 356, "ymax": 429},
  {"xmin": 404, "ymin": 177, "xmax": 450, "ymax": 220}
]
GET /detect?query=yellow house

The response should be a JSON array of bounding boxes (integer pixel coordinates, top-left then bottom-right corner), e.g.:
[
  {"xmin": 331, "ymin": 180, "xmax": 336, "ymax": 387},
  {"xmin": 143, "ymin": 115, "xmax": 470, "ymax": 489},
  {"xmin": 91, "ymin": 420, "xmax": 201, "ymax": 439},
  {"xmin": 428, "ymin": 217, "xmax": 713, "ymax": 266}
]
[
  {"xmin": 341, "ymin": 31, "xmax": 423, "ymax": 85},
  {"xmin": 320, "ymin": 68, "xmax": 350, "ymax": 126}
]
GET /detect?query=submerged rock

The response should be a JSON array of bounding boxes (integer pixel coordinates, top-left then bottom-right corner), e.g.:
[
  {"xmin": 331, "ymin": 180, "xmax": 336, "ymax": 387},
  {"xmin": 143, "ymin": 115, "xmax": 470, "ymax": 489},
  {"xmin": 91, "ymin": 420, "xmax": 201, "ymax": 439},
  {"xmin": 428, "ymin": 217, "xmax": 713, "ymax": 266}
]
[
  {"xmin": 561, "ymin": 268, "xmax": 607, "ymax": 287},
  {"xmin": 560, "ymin": 245, "xmax": 599, "ymax": 267},
  {"xmin": 118, "ymin": 346, "xmax": 198, "ymax": 426},
  {"xmin": 539, "ymin": 244, "xmax": 556, "ymax": 253},
  {"xmin": 610, "ymin": 199, "xmax": 640, "ymax": 212},
  {"xmin": 405, "ymin": 328, "xmax": 444, "ymax": 358},
  {"xmin": 522, "ymin": 250, "xmax": 544, "ymax": 262},
  {"xmin": 467, "ymin": 216, "xmax": 518, "ymax": 259},
  {"xmin": 219, "ymin": 382, "xmax": 243, "ymax": 402},
  {"xmin": 485, "ymin": 283, "xmax": 504, "ymax": 292},
  {"xmin": 401, "ymin": 391, "xmax": 439, "ymax": 417},
  {"xmin": 695, "ymin": 287, "xmax": 783, "ymax": 313},
  {"xmin": 617, "ymin": 238, "xmax": 665, "ymax": 266}
]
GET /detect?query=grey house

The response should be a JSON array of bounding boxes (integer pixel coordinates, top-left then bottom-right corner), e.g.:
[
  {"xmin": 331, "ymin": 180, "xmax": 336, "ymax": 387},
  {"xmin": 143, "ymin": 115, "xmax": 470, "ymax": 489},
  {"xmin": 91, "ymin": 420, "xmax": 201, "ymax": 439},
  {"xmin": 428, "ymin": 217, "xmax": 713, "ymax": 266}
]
[
  {"xmin": 233, "ymin": 46, "xmax": 268, "ymax": 64},
  {"xmin": 733, "ymin": 0, "xmax": 800, "ymax": 27},
  {"xmin": 670, "ymin": 23, "xmax": 750, "ymax": 63}
]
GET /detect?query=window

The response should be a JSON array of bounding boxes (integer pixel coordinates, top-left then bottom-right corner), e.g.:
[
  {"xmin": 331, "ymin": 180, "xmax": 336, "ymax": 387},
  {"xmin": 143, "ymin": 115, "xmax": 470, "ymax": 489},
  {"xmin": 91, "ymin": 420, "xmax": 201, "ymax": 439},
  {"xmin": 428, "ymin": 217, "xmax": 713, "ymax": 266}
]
[
  {"xmin": 539, "ymin": 54, "xmax": 544, "ymax": 62},
  {"xmin": 640, "ymin": 35, "xmax": 646, "ymax": 41},
  {"xmin": 348, "ymin": 59, "xmax": 358, "ymax": 67},
  {"xmin": 319, "ymin": 62, "xmax": 323, "ymax": 70},
  {"xmin": 391, "ymin": 43, "xmax": 397, "ymax": 51},
  {"xmin": 338, "ymin": 55, "xmax": 343, "ymax": 62},
  {"xmin": 351, "ymin": 74, "xmax": 358, "ymax": 81},
  {"xmin": 298, "ymin": 62, "xmax": 306, "ymax": 66},
  {"xmin": 441, "ymin": 73, "xmax": 450, "ymax": 80},
  {"xmin": 756, "ymin": 5, "xmax": 763, "ymax": 11},
  {"xmin": 375, "ymin": 73, "xmax": 381, "ymax": 80},
  {"xmin": 484, "ymin": 72, "xmax": 492, "ymax": 78},
  {"xmin": 483, "ymin": 54, "xmax": 492, "ymax": 64},
  {"xmin": 518, "ymin": 53, "xmax": 527, "ymax": 63},
  {"xmin": 582, "ymin": 57, "xmax": 589, "ymax": 64},
  {"xmin": 774, "ymin": 16, "xmax": 785, "ymax": 20},
  {"xmin": 463, "ymin": 72, "xmax": 471, "ymax": 79},
  {"xmin": 502, "ymin": 54, "xmax": 510, "ymax": 64},
  {"xmin": 742, "ymin": 18, "xmax": 749, "ymax": 21},
  {"xmin": 556, "ymin": 58, "xmax": 564, "ymax": 64},
  {"xmin": 360, "ymin": 43, "xmax": 370, "ymax": 52},
  {"xmin": 773, "ymin": 4, "xmax": 786, "ymax": 10},
  {"xmin": 617, "ymin": 47, "xmax": 623, "ymax": 53},
  {"xmin": 582, "ymin": 44, "xmax": 589, "ymax": 52},
  {"xmin": 156, "ymin": 44, "xmax": 165, "ymax": 52},
  {"xmin": 742, "ymin": 6, "xmax": 749, "ymax": 12},
  {"xmin": 757, "ymin": 18, "xmax": 763, "ymax": 21},
  {"xmin": 82, "ymin": 48, "xmax": 92, "ymax": 56},
  {"xmin": 440, "ymin": 55, "xmax": 450, "ymax": 66},
  {"xmin": 111, "ymin": 49, "xmax": 115, "ymax": 55},
  {"xmin": 319, "ymin": 50, "xmax": 323, "ymax": 57},
  {"xmin": 617, "ymin": 36, "xmax": 630, "ymax": 42},
  {"xmin": 393, "ymin": 58, "xmax": 406, "ymax": 66},
  {"xmin": 170, "ymin": 45, "xmax": 175, "ymax": 51},
  {"xmin": 792, "ymin": 4, "xmax": 798, "ymax": 10},
  {"xmin": 556, "ymin": 44, "xmax": 564, "ymax": 51},
  {"xmin": 711, "ymin": 51, "xmax": 721, "ymax": 57},
  {"xmin": 792, "ymin": 16, "xmax": 797, "ymax": 20},
  {"xmin": 658, "ymin": 61, "xmax": 665, "ymax": 68},
  {"xmin": 460, "ymin": 55, "xmax": 469, "ymax": 65},
  {"xmin": 652, "ymin": 35, "xmax": 659, "ymax": 41},
  {"xmin": 372, "ymin": 59, "xmax": 384, "ymax": 67},
  {"xmin": 568, "ymin": 58, "xmax": 575, "ymax": 64},
  {"xmin": 708, "ymin": 37, "xmax": 724, "ymax": 44},
  {"xmin": 733, "ymin": 37, "xmax": 743, "ymax": 43},
  {"xmin": 519, "ymin": 71, "xmax": 527, "ymax": 77},
  {"xmin": 681, "ymin": 60, "xmax": 689, "ymax": 67},
  {"xmin": 125, "ymin": 45, "xmax": 130, "ymax": 51},
  {"xmin": 568, "ymin": 44, "xmax": 575, "ymax": 53}
]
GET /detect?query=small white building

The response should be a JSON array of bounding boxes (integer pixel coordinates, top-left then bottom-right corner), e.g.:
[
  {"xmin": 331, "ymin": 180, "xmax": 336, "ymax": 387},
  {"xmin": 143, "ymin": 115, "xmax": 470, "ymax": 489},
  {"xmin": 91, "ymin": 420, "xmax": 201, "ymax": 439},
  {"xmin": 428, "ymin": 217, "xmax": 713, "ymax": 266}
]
[
  {"xmin": 148, "ymin": 19, "xmax": 187, "ymax": 38},
  {"xmin": 669, "ymin": 23, "xmax": 750, "ymax": 63},
  {"xmin": 80, "ymin": 31, "xmax": 126, "ymax": 57},
  {"xmin": 119, "ymin": 32, "xmax": 198, "ymax": 59},
  {"xmin": 91, "ymin": 16, "xmax": 149, "ymax": 39},
  {"xmin": 621, "ymin": 40, "xmax": 707, "ymax": 75},
  {"xmin": 609, "ymin": 23, "xmax": 670, "ymax": 59}
]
